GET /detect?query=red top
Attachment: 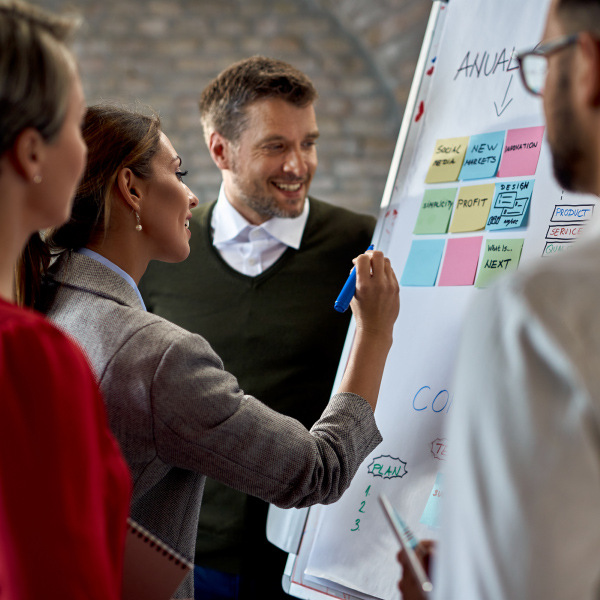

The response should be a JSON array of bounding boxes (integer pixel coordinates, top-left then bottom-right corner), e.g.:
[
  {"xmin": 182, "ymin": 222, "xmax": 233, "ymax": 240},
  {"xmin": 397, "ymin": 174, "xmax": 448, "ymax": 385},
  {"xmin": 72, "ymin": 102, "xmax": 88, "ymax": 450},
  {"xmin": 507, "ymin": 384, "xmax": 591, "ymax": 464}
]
[{"xmin": 0, "ymin": 298, "xmax": 131, "ymax": 599}]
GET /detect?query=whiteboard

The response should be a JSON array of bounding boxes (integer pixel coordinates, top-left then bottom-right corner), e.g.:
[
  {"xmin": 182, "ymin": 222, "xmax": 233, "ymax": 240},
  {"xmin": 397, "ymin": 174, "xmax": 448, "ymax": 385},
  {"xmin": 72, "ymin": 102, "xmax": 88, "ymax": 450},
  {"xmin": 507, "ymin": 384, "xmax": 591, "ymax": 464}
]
[{"xmin": 278, "ymin": 0, "xmax": 596, "ymax": 598}]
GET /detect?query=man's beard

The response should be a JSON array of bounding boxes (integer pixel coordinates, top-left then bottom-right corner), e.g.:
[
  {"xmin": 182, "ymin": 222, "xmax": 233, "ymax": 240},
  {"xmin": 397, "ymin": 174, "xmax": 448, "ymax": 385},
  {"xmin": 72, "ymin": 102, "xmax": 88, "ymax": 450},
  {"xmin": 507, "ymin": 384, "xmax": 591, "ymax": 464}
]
[
  {"xmin": 548, "ymin": 68, "xmax": 586, "ymax": 192},
  {"xmin": 230, "ymin": 161, "xmax": 306, "ymax": 219},
  {"xmin": 242, "ymin": 188, "xmax": 305, "ymax": 219}
]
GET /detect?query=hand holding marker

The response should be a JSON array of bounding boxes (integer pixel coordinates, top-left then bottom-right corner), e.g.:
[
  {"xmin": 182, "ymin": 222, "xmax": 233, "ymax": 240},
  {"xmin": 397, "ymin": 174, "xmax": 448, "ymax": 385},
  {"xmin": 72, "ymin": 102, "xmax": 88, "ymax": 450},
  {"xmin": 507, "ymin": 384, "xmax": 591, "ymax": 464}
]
[
  {"xmin": 379, "ymin": 494, "xmax": 433, "ymax": 598},
  {"xmin": 334, "ymin": 244, "xmax": 375, "ymax": 312}
]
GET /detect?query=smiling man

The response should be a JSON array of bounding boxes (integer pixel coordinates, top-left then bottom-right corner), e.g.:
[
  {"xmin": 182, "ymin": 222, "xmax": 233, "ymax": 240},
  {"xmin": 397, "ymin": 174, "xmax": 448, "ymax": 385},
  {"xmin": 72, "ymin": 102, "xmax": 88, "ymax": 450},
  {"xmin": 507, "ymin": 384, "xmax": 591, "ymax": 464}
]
[{"xmin": 139, "ymin": 56, "xmax": 375, "ymax": 600}]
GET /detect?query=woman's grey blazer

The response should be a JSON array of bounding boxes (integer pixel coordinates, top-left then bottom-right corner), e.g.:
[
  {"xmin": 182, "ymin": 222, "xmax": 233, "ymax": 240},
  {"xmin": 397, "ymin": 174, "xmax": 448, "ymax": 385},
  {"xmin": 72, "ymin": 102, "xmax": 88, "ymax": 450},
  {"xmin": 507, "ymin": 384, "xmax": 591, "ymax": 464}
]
[{"xmin": 44, "ymin": 252, "xmax": 382, "ymax": 598}]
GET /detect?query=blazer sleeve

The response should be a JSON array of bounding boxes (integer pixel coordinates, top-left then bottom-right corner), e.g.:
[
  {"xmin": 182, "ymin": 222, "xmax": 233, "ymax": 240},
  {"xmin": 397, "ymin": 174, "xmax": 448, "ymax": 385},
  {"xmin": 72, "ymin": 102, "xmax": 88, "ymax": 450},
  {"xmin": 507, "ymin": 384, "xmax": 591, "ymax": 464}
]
[{"xmin": 147, "ymin": 324, "xmax": 382, "ymax": 508}]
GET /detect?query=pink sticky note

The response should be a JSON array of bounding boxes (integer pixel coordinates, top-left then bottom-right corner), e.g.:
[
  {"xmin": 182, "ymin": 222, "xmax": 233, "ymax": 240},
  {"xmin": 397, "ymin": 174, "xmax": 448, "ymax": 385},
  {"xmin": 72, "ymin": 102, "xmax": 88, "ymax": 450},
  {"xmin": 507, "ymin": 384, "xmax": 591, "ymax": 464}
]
[
  {"xmin": 497, "ymin": 126, "xmax": 545, "ymax": 177},
  {"xmin": 438, "ymin": 236, "xmax": 483, "ymax": 286}
]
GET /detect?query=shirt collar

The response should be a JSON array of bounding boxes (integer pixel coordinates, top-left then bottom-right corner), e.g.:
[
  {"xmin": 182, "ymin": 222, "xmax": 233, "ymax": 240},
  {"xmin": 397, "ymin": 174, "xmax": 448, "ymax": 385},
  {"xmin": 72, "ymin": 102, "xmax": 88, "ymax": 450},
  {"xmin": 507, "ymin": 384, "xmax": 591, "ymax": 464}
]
[
  {"xmin": 76, "ymin": 248, "xmax": 147, "ymax": 311},
  {"xmin": 212, "ymin": 183, "xmax": 309, "ymax": 250}
]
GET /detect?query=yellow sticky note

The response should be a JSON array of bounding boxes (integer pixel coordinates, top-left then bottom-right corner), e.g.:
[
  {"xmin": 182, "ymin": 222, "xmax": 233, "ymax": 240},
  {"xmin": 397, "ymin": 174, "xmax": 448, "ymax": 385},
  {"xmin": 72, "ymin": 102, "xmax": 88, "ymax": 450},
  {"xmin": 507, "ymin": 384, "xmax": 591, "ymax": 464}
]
[
  {"xmin": 449, "ymin": 184, "xmax": 495, "ymax": 233},
  {"xmin": 425, "ymin": 137, "xmax": 469, "ymax": 183}
]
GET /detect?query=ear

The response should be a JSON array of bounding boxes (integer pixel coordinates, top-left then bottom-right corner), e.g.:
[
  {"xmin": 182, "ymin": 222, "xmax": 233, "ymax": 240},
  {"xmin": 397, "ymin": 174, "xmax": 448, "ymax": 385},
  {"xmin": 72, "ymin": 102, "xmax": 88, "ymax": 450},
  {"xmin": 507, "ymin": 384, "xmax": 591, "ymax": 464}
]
[
  {"xmin": 208, "ymin": 131, "xmax": 234, "ymax": 170},
  {"xmin": 575, "ymin": 32, "xmax": 600, "ymax": 108},
  {"xmin": 116, "ymin": 167, "xmax": 143, "ymax": 212},
  {"xmin": 10, "ymin": 128, "xmax": 46, "ymax": 182}
]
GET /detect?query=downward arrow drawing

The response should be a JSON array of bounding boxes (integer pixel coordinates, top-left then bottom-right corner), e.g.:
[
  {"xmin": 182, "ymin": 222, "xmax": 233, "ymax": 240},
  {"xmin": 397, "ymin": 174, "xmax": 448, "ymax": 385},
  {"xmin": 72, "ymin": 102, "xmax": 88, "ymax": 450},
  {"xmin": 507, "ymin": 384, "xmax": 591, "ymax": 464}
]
[{"xmin": 494, "ymin": 74, "xmax": 514, "ymax": 117}]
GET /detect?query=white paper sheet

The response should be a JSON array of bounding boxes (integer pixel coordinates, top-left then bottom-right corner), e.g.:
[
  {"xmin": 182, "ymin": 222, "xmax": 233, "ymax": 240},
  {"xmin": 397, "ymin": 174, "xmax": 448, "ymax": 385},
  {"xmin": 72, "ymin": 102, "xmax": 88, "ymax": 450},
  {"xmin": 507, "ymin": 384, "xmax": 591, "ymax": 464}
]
[{"xmin": 296, "ymin": 1, "xmax": 596, "ymax": 598}]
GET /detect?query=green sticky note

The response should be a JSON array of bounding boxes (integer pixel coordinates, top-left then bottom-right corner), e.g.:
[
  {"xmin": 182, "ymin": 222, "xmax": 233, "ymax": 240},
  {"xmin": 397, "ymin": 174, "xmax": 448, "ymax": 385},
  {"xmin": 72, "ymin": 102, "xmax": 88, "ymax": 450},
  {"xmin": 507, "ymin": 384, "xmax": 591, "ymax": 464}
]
[
  {"xmin": 475, "ymin": 238, "xmax": 524, "ymax": 288},
  {"xmin": 414, "ymin": 188, "xmax": 457, "ymax": 234}
]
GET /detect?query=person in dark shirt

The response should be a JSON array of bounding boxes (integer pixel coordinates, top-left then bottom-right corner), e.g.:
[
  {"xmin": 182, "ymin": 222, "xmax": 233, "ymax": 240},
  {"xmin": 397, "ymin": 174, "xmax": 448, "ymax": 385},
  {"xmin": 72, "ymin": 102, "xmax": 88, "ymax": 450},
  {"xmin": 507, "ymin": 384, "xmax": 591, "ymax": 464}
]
[{"xmin": 140, "ymin": 56, "xmax": 377, "ymax": 599}]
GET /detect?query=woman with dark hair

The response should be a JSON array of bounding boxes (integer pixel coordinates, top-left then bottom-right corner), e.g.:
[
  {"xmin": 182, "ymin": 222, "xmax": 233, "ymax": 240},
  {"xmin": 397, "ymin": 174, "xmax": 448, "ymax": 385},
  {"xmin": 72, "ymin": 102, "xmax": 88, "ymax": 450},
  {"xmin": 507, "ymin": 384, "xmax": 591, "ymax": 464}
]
[
  {"xmin": 0, "ymin": 2, "xmax": 131, "ymax": 598},
  {"xmin": 27, "ymin": 103, "xmax": 399, "ymax": 599}
]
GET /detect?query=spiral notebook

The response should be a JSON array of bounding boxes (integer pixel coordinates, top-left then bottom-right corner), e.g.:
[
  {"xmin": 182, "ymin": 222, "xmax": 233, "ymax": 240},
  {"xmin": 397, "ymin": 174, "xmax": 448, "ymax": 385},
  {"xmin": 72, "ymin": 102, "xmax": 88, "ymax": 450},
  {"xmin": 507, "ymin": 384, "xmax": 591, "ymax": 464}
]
[{"xmin": 122, "ymin": 518, "xmax": 193, "ymax": 600}]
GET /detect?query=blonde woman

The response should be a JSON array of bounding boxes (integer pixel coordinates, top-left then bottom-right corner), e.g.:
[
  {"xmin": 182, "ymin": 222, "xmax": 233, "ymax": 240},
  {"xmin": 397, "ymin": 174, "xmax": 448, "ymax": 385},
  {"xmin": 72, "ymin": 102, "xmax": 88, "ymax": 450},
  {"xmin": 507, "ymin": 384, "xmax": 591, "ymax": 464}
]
[{"xmin": 0, "ymin": 2, "xmax": 131, "ymax": 598}]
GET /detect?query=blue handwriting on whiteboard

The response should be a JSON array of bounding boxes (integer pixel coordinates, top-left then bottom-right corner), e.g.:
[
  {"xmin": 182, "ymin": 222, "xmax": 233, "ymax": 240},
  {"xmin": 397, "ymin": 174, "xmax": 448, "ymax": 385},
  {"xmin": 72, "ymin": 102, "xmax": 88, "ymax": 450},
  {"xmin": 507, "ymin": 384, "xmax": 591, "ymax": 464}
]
[{"xmin": 412, "ymin": 385, "xmax": 453, "ymax": 414}]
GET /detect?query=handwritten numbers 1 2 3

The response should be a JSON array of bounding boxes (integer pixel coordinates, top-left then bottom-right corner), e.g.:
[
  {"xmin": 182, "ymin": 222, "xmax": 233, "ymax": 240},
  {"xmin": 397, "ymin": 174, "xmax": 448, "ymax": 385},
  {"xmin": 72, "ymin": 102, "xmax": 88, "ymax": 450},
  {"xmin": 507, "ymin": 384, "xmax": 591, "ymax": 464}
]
[{"xmin": 350, "ymin": 486, "xmax": 371, "ymax": 532}]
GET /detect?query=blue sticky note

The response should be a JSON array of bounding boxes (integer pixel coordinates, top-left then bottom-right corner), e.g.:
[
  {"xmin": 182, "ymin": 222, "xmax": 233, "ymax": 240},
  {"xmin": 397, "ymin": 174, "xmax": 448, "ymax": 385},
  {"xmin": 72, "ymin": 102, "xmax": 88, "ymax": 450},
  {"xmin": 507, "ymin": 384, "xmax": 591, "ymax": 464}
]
[
  {"xmin": 420, "ymin": 472, "xmax": 443, "ymax": 529},
  {"xmin": 486, "ymin": 179, "xmax": 534, "ymax": 230},
  {"xmin": 401, "ymin": 239, "xmax": 445, "ymax": 287},
  {"xmin": 459, "ymin": 131, "xmax": 505, "ymax": 180}
]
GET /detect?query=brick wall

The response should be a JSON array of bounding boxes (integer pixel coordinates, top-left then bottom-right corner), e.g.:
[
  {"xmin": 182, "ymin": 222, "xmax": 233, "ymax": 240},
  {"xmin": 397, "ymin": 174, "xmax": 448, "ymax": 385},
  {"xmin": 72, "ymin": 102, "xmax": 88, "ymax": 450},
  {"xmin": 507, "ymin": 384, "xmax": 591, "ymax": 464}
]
[
  {"xmin": 37, "ymin": 0, "xmax": 430, "ymax": 216},
  {"xmin": 311, "ymin": 0, "xmax": 432, "ymax": 108}
]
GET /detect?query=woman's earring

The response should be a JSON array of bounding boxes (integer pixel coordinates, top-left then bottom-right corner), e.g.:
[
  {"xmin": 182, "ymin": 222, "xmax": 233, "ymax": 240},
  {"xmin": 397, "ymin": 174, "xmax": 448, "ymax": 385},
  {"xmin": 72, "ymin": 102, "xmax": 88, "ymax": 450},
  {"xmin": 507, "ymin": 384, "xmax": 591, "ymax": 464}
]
[
  {"xmin": 135, "ymin": 212, "xmax": 142, "ymax": 232},
  {"xmin": 33, "ymin": 174, "xmax": 42, "ymax": 184}
]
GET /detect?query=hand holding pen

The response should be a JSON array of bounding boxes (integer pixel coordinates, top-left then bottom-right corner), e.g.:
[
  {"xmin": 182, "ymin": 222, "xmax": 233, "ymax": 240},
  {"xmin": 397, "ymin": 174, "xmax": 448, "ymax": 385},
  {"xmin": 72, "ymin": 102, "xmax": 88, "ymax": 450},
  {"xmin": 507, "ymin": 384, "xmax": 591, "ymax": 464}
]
[
  {"xmin": 380, "ymin": 494, "xmax": 434, "ymax": 599},
  {"xmin": 334, "ymin": 244, "xmax": 375, "ymax": 312},
  {"xmin": 398, "ymin": 541, "xmax": 436, "ymax": 600}
]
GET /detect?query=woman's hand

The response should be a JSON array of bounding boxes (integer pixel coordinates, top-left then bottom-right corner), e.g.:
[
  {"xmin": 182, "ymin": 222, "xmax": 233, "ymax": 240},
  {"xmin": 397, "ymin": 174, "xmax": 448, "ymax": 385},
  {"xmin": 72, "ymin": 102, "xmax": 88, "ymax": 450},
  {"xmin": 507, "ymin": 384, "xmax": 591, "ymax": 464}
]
[
  {"xmin": 350, "ymin": 250, "xmax": 399, "ymax": 345},
  {"xmin": 337, "ymin": 250, "xmax": 399, "ymax": 410}
]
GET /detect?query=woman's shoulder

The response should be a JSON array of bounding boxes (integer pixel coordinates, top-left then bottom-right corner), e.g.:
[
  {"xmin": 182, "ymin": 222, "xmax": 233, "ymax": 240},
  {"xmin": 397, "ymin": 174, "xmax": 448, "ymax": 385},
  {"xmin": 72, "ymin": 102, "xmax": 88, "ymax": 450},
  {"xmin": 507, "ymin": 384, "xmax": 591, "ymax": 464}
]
[
  {"xmin": 132, "ymin": 309, "xmax": 215, "ymax": 351},
  {"xmin": 123, "ymin": 310, "xmax": 225, "ymax": 372}
]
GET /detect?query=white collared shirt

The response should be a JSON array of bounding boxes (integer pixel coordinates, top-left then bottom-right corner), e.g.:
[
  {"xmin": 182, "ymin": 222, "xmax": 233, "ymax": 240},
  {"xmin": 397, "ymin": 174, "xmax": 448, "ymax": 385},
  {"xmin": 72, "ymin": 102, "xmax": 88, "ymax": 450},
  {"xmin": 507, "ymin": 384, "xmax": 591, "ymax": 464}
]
[
  {"xmin": 76, "ymin": 247, "xmax": 147, "ymax": 311},
  {"xmin": 211, "ymin": 184, "xmax": 310, "ymax": 276}
]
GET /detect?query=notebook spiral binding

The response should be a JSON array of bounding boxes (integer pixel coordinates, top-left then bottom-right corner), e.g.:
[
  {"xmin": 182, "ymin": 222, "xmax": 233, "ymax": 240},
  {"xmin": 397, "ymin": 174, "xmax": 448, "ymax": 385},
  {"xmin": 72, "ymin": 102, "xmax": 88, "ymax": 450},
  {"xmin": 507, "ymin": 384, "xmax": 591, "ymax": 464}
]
[{"xmin": 126, "ymin": 518, "xmax": 194, "ymax": 571}]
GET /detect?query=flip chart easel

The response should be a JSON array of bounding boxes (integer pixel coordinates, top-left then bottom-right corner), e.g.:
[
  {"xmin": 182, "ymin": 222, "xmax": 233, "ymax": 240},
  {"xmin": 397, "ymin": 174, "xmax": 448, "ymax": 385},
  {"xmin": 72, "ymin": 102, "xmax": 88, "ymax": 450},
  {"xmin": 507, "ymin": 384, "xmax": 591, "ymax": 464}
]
[{"xmin": 267, "ymin": 1, "xmax": 596, "ymax": 598}]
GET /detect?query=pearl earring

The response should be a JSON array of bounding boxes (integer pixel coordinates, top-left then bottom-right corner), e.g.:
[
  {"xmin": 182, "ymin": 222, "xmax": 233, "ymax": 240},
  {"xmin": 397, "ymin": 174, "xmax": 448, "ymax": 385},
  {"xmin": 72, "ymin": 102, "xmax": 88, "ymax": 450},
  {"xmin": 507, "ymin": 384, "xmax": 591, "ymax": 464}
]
[
  {"xmin": 33, "ymin": 174, "xmax": 42, "ymax": 184},
  {"xmin": 135, "ymin": 212, "xmax": 142, "ymax": 232}
]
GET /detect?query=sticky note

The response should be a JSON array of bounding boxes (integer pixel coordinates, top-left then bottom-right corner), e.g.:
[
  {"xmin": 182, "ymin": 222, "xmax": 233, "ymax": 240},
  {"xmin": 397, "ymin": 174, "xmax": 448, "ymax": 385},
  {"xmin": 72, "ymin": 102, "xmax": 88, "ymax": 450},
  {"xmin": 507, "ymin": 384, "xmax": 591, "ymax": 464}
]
[
  {"xmin": 475, "ymin": 238, "xmax": 524, "ymax": 288},
  {"xmin": 459, "ymin": 131, "xmax": 505, "ymax": 180},
  {"xmin": 413, "ymin": 188, "xmax": 457, "ymax": 234},
  {"xmin": 425, "ymin": 136, "xmax": 469, "ymax": 183},
  {"xmin": 401, "ymin": 239, "xmax": 445, "ymax": 286},
  {"xmin": 438, "ymin": 236, "xmax": 482, "ymax": 286},
  {"xmin": 420, "ymin": 472, "xmax": 443, "ymax": 529},
  {"xmin": 449, "ymin": 184, "xmax": 495, "ymax": 233},
  {"xmin": 497, "ymin": 126, "xmax": 545, "ymax": 177},
  {"xmin": 486, "ymin": 180, "xmax": 534, "ymax": 230}
]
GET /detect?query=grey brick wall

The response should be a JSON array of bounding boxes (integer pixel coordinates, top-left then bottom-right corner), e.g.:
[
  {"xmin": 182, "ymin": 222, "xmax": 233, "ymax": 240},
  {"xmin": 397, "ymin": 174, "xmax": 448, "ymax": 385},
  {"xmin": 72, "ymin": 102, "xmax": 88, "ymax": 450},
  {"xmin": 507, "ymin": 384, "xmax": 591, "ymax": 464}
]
[
  {"xmin": 37, "ymin": 0, "xmax": 430, "ymax": 216},
  {"xmin": 312, "ymin": 0, "xmax": 432, "ymax": 108}
]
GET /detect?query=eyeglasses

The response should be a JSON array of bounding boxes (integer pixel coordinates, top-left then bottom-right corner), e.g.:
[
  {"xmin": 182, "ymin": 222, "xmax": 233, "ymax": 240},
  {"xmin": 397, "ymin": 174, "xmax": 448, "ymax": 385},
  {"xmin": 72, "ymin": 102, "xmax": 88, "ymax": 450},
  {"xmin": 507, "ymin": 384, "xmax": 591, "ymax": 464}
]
[{"xmin": 516, "ymin": 33, "xmax": 579, "ymax": 96}]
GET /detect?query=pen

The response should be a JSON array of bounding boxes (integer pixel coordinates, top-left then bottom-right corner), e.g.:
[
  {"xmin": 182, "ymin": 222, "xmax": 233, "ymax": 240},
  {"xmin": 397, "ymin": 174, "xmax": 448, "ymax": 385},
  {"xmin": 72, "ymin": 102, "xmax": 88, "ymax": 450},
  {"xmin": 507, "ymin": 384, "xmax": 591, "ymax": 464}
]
[
  {"xmin": 334, "ymin": 244, "xmax": 375, "ymax": 313},
  {"xmin": 379, "ymin": 494, "xmax": 433, "ymax": 597}
]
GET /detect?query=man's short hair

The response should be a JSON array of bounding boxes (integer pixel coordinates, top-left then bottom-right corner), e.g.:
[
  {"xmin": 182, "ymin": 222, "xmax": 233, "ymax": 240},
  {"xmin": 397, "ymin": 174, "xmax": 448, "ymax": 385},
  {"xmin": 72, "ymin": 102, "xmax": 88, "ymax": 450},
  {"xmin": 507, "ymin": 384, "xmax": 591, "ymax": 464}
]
[
  {"xmin": 556, "ymin": 0, "xmax": 600, "ymax": 35},
  {"xmin": 199, "ymin": 55, "xmax": 317, "ymax": 145}
]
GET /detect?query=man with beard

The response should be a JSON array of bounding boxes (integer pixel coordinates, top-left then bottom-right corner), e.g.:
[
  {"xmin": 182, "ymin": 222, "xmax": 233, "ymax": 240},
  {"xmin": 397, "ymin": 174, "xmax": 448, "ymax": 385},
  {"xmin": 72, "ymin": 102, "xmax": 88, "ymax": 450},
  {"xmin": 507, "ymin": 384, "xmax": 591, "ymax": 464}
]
[
  {"xmin": 399, "ymin": 1, "xmax": 600, "ymax": 598},
  {"xmin": 139, "ymin": 56, "xmax": 375, "ymax": 600}
]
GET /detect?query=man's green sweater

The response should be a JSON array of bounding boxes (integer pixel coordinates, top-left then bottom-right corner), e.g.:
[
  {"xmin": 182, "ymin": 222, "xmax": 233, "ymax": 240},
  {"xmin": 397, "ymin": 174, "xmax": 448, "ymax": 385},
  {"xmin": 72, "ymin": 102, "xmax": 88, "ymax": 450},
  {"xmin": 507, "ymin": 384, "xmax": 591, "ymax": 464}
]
[{"xmin": 139, "ymin": 197, "xmax": 375, "ymax": 597}]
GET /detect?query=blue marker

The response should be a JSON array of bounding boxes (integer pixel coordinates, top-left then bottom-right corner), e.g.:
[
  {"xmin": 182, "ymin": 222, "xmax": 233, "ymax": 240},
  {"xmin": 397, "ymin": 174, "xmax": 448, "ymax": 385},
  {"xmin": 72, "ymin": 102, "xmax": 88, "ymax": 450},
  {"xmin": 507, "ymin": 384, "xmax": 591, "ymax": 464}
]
[{"xmin": 334, "ymin": 244, "xmax": 375, "ymax": 313}]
